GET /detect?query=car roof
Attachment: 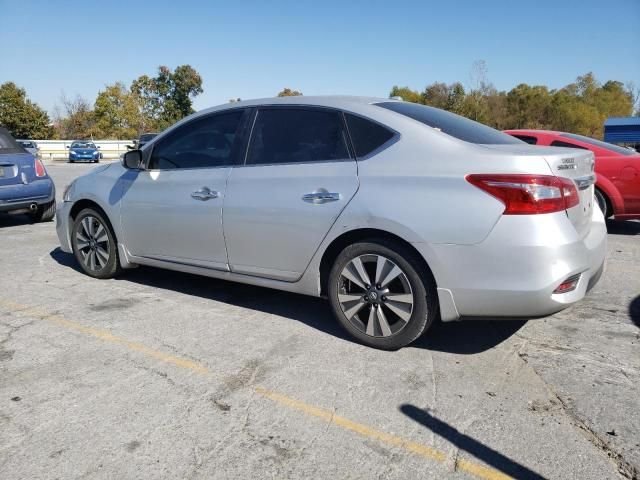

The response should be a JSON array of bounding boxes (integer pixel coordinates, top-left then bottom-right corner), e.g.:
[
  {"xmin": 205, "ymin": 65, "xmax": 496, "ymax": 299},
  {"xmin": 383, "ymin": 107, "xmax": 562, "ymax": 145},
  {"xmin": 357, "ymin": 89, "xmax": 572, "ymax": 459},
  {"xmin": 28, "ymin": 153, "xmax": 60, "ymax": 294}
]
[{"xmin": 195, "ymin": 95, "xmax": 394, "ymax": 116}]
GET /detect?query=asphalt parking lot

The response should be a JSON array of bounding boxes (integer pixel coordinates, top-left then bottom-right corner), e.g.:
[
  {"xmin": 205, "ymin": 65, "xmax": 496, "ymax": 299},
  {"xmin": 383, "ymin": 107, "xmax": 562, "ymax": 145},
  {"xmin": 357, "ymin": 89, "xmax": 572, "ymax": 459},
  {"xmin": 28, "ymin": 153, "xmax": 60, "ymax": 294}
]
[{"xmin": 1, "ymin": 161, "xmax": 639, "ymax": 480}]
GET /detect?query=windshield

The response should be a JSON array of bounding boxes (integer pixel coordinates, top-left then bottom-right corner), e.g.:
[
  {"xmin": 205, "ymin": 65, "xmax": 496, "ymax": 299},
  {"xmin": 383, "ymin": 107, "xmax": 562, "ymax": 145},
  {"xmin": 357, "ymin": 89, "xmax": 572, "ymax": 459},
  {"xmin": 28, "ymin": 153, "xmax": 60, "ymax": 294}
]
[
  {"xmin": 376, "ymin": 102, "xmax": 524, "ymax": 145},
  {"xmin": 71, "ymin": 142, "xmax": 96, "ymax": 149},
  {"xmin": 560, "ymin": 133, "xmax": 636, "ymax": 156},
  {"xmin": 0, "ymin": 127, "xmax": 26, "ymax": 154}
]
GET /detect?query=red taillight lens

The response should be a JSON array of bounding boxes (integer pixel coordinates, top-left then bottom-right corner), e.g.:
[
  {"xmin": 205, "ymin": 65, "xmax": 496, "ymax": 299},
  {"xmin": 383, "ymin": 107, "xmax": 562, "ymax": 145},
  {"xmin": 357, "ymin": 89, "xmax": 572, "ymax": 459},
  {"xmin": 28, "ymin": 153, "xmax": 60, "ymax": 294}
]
[
  {"xmin": 34, "ymin": 158, "xmax": 46, "ymax": 177},
  {"xmin": 466, "ymin": 174, "xmax": 579, "ymax": 215}
]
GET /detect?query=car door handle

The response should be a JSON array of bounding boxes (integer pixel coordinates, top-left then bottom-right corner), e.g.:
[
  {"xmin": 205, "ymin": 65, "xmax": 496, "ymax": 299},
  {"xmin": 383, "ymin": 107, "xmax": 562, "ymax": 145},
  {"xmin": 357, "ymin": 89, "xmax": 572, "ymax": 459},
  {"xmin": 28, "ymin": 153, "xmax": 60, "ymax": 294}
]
[
  {"xmin": 302, "ymin": 190, "xmax": 341, "ymax": 204},
  {"xmin": 191, "ymin": 187, "xmax": 219, "ymax": 201}
]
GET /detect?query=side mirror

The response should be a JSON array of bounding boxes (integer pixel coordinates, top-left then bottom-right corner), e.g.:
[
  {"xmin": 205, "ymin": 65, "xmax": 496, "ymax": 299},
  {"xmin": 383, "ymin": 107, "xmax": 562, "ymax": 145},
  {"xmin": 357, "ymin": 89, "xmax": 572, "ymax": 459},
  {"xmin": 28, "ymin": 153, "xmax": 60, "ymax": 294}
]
[
  {"xmin": 96, "ymin": 146, "xmax": 101, "ymax": 149},
  {"xmin": 122, "ymin": 150, "xmax": 143, "ymax": 169},
  {"xmin": 65, "ymin": 145, "xmax": 69, "ymax": 149}
]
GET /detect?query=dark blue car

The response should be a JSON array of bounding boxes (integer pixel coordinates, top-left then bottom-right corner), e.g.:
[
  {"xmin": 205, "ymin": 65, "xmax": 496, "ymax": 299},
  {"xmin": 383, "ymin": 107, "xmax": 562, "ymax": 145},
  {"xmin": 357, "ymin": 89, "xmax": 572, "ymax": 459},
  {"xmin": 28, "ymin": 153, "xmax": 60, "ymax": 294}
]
[
  {"xmin": 0, "ymin": 126, "xmax": 56, "ymax": 222},
  {"xmin": 68, "ymin": 140, "xmax": 101, "ymax": 163}
]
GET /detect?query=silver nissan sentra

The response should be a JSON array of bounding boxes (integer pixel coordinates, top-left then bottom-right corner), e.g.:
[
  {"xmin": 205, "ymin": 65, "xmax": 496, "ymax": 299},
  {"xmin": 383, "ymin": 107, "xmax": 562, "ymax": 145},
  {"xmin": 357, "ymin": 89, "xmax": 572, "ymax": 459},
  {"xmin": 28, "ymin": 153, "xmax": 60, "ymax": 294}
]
[{"xmin": 56, "ymin": 96, "xmax": 606, "ymax": 349}]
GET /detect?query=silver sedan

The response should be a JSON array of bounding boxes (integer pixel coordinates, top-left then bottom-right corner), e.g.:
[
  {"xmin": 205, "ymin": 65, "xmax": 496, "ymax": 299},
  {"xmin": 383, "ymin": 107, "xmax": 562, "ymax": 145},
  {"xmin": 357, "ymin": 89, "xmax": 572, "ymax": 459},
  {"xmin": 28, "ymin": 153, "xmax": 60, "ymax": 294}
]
[{"xmin": 56, "ymin": 96, "xmax": 606, "ymax": 349}]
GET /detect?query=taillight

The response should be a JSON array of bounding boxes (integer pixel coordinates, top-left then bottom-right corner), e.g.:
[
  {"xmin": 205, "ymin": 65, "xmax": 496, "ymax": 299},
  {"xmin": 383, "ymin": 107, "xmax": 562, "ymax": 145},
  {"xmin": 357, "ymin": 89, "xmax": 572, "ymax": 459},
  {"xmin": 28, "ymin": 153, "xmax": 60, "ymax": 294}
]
[
  {"xmin": 466, "ymin": 174, "xmax": 579, "ymax": 215},
  {"xmin": 34, "ymin": 158, "xmax": 46, "ymax": 177}
]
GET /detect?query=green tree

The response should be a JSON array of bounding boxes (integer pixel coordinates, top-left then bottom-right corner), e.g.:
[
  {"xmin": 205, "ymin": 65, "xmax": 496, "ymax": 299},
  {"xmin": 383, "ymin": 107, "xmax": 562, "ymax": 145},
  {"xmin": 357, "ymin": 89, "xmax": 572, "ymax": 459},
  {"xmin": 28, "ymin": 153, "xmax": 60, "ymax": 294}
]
[
  {"xmin": 506, "ymin": 84, "xmax": 552, "ymax": 129},
  {"xmin": 277, "ymin": 88, "xmax": 303, "ymax": 97},
  {"xmin": 94, "ymin": 82, "xmax": 143, "ymax": 139},
  {"xmin": 131, "ymin": 65, "xmax": 203, "ymax": 131},
  {"xmin": 389, "ymin": 86, "xmax": 423, "ymax": 104},
  {"xmin": 0, "ymin": 82, "xmax": 52, "ymax": 138}
]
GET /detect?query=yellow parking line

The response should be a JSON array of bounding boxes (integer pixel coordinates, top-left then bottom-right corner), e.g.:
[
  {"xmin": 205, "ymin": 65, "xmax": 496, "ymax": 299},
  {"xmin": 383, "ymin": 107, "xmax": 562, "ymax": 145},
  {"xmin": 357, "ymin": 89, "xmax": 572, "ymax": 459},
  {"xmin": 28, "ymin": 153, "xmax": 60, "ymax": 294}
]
[
  {"xmin": 0, "ymin": 299, "xmax": 209, "ymax": 374},
  {"xmin": 0, "ymin": 298, "xmax": 512, "ymax": 480}
]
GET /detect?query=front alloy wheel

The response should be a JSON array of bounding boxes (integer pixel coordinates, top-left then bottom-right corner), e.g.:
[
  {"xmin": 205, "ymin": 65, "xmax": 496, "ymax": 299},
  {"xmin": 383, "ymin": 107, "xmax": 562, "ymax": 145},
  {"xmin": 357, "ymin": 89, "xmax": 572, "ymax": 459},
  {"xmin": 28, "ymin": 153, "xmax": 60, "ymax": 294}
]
[{"xmin": 71, "ymin": 208, "xmax": 121, "ymax": 279}]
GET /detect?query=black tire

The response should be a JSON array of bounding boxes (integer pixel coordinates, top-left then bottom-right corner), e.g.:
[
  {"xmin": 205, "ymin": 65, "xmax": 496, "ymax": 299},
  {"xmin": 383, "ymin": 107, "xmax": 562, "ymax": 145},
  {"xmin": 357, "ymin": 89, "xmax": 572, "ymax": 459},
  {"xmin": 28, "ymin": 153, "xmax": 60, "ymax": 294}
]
[
  {"xmin": 29, "ymin": 200, "xmax": 56, "ymax": 222},
  {"xmin": 328, "ymin": 239, "xmax": 438, "ymax": 350},
  {"xmin": 69, "ymin": 160, "xmax": 74, "ymax": 163},
  {"xmin": 71, "ymin": 208, "xmax": 122, "ymax": 279},
  {"xmin": 594, "ymin": 188, "xmax": 610, "ymax": 219}
]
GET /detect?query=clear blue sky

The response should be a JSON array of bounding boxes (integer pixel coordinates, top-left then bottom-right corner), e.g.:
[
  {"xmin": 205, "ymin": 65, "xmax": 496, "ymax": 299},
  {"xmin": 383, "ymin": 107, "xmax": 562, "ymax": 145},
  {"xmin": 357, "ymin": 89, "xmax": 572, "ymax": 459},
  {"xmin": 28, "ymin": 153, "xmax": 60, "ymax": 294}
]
[{"xmin": 1, "ymin": 0, "xmax": 638, "ymax": 115}]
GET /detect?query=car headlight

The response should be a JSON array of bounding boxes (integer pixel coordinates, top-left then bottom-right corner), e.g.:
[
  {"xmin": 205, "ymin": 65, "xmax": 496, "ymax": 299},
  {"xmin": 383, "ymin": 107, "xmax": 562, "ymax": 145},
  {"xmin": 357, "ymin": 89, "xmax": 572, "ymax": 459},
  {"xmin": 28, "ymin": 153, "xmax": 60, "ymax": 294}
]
[
  {"xmin": 63, "ymin": 181, "xmax": 75, "ymax": 202},
  {"xmin": 70, "ymin": 150, "xmax": 77, "ymax": 155},
  {"xmin": 93, "ymin": 151, "xmax": 99, "ymax": 156}
]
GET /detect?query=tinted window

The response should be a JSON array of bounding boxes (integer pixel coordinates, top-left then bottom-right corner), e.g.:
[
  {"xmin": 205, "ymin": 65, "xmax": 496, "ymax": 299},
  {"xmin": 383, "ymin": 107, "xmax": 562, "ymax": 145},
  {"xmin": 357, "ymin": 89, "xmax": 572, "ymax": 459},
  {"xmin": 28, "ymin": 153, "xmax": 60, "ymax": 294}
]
[
  {"xmin": 345, "ymin": 113, "xmax": 394, "ymax": 158},
  {"xmin": 139, "ymin": 134, "xmax": 157, "ymax": 142},
  {"xmin": 561, "ymin": 133, "xmax": 636, "ymax": 156},
  {"xmin": 71, "ymin": 142, "xmax": 96, "ymax": 149},
  {"xmin": 550, "ymin": 140, "xmax": 588, "ymax": 150},
  {"xmin": 149, "ymin": 110, "xmax": 245, "ymax": 169},
  {"xmin": 0, "ymin": 127, "xmax": 23, "ymax": 154},
  {"xmin": 247, "ymin": 108, "xmax": 350, "ymax": 165},
  {"xmin": 376, "ymin": 102, "xmax": 523, "ymax": 145},
  {"xmin": 19, "ymin": 141, "xmax": 36, "ymax": 148},
  {"xmin": 512, "ymin": 135, "xmax": 538, "ymax": 145}
]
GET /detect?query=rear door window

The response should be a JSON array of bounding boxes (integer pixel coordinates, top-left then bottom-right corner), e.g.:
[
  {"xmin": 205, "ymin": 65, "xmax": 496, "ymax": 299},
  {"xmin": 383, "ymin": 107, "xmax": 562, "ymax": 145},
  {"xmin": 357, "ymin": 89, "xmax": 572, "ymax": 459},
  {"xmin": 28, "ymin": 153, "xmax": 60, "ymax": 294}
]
[
  {"xmin": 344, "ymin": 113, "xmax": 395, "ymax": 158},
  {"xmin": 247, "ymin": 108, "xmax": 350, "ymax": 165}
]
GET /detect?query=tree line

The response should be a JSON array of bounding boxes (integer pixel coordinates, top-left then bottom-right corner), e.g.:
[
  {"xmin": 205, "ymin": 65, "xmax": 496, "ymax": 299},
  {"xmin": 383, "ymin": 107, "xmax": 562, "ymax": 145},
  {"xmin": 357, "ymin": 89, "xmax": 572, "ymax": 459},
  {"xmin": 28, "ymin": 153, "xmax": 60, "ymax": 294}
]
[
  {"xmin": 0, "ymin": 61, "xmax": 637, "ymax": 140},
  {"xmin": 390, "ymin": 61, "xmax": 638, "ymax": 138}
]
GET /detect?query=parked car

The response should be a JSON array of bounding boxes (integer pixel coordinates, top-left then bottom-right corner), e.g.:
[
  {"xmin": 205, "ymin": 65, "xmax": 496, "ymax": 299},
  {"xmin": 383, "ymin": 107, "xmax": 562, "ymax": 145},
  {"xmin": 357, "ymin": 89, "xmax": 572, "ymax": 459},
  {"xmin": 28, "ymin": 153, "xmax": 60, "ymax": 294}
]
[
  {"xmin": 56, "ymin": 97, "xmax": 606, "ymax": 349},
  {"xmin": 127, "ymin": 133, "xmax": 158, "ymax": 151},
  {"xmin": 505, "ymin": 130, "xmax": 640, "ymax": 220},
  {"xmin": 137, "ymin": 133, "xmax": 157, "ymax": 149},
  {"xmin": 0, "ymin": 127, "xmax": 56, "ymax": 222},
  {"xmin": 67, "ymin": 141, "xmax": 101, "ymax": 163},
  {"xmin": 17, "ymin": 140, "xmax": 39, "ymax": 156}
]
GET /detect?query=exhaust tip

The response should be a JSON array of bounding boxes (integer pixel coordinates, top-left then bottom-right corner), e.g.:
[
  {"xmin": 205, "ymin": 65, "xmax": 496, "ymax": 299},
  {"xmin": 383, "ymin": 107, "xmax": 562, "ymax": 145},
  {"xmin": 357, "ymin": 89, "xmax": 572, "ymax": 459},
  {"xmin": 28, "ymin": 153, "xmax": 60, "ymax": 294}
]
[{"xmin": 29, "ymin": 203, "xmax": 38, "ymax": 211}]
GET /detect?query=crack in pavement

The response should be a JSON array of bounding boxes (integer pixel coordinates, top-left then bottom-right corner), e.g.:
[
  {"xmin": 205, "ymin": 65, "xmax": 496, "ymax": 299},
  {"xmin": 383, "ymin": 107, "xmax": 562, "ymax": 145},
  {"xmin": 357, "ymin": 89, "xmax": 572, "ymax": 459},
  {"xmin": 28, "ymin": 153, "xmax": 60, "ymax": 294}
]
[{"xmin": 514, "ymin": 340, "xmax": 637, "ymax": 480}]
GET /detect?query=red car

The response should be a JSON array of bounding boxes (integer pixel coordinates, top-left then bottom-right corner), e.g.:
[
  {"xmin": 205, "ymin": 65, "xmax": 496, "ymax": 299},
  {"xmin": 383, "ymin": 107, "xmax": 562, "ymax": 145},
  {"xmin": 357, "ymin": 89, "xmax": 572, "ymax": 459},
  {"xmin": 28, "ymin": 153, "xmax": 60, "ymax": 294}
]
[{"xmin": 505, "ymin": 130, "xmax": 640, "ymax": 220}]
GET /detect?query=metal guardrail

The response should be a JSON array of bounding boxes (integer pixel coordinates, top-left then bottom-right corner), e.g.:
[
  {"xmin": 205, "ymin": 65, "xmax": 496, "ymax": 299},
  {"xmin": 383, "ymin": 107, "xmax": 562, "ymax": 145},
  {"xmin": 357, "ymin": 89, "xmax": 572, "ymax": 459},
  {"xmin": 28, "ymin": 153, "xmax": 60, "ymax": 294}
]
[{"xmin": 30, "ymin": 140, "xmax": 134, "ymax": 161}]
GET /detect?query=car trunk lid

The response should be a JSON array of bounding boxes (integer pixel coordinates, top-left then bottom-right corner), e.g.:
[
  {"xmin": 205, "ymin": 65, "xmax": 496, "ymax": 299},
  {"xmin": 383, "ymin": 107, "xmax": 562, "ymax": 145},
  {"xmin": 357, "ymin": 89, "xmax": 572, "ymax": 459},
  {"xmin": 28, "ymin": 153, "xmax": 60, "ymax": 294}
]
[
  {"xmin": 481, "ymin": 144, "xmax": 596, "ymax": 238},
  {"xmin": 0, "ymin": 153, "xmax": 36, "ymax": 187}
]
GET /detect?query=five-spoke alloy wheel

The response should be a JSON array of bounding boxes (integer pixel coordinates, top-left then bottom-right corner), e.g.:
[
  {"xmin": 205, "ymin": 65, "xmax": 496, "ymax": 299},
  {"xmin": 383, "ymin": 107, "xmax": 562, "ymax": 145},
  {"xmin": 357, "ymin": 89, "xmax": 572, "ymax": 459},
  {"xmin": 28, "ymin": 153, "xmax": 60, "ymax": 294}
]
[
  {"xmin": 71, "ymin": 208, "xmax": 121, "ymax": 279},
  {"xmin": 328, "ymin": 239, "xmax": 437, "ymax": 350}
]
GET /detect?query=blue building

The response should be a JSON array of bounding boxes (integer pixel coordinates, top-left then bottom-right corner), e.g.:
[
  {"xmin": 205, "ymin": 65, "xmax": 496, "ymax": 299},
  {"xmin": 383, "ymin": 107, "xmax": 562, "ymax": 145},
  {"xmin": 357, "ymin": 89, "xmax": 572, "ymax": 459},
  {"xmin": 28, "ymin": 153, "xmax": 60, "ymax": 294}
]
[{"xmin": 604, "ymin": 117, "xmax": 640, "ymax": 151}]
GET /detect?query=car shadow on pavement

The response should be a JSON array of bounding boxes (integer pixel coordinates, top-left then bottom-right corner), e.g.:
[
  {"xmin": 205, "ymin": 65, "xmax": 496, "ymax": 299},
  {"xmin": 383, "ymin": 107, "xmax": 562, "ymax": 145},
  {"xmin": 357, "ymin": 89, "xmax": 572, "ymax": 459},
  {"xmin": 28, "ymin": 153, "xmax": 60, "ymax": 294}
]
[
  {"xmin": 50, "ymin": 248, "xmax": 527, "ymax": 354},
  {"xmin": 629, "ymin": 295, "xmax": 640, "ymax": 328},
  {"xmin": 606, "ymin": 219, "xmax": 640, "ymax": 235},
  {"xmin": 399, "ymin": 404, "xmax": 547, "ymax": 480},
  {"xmin": 0, "ymin": 213, "xmax": 35, "ymax": 228}
]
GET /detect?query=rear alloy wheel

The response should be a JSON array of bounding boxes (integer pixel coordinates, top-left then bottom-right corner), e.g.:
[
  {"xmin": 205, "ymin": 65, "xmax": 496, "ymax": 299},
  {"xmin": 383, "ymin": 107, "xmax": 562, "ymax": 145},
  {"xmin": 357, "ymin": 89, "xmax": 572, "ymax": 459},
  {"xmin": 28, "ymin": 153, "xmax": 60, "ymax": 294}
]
[
  {"xmin": 594, "ymin": 189, "xmax": 610, "ymax": 218},
  {"xmin": 71, "ymin": 208, "xmax": 121, "ymax": 279},
  {"xmin": 328, "ymin": 240, "xmax": 437, "ymax": 350}
]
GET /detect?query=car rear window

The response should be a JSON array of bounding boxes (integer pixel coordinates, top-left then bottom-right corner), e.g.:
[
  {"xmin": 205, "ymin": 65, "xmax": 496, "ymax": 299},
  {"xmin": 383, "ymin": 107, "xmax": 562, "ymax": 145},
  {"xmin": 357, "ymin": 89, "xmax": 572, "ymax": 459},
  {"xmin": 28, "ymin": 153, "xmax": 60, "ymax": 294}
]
[
  {"xmin": 550, "ymin": 140, "xmax": 589, "ymax": 150},
  {"xmin": 0, "ymin": 127, "xmax": 26, "ymax": 154},
  {"xmin": 376, "ymin": 101, "xmax": 524, "ymax": 145},
  {"xmin": 560, "ymin": 133, "xmax": 636, "ymax": 156},
  {"xmin": 344, "ymin": 113, "xmax": 395, "ymax": 158},
  {"xmin": 511, "ymin": 134, "xmax": 538, "ymax": 145}
]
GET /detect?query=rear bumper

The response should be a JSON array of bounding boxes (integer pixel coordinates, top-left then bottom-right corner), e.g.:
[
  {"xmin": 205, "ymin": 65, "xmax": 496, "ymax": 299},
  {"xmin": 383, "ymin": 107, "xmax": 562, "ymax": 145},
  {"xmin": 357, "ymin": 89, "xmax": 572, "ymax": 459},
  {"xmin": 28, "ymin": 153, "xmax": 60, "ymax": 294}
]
[
  {"xmin": 0, "ymin": 179, "xmax": 55, "ymax": 213},
  {"xmin": 417, "ymin": 208, "xmax": 607, "ymax": 321}
]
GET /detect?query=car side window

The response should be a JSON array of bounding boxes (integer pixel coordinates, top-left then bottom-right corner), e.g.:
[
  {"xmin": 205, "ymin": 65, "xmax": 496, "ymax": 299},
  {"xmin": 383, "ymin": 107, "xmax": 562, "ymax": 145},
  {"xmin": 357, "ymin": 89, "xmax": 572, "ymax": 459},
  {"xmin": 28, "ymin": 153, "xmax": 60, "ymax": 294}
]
[
  {"xmin": 148, "ymin": 110, "xmax": 245, "ymax": 170},
  {"xmin": 512, "ymin": 135, "xmax": 538, "ymax": 145},
  {"xmin": 344, "ymin": 113, "xmax": 395, "ymax": 158},
  {"xmin": 246, "ymin": 108, "xmax": 350, "ymax": 165},
  {"xmin": 550, "ymin": 140, "xmax": 588, "ymax": 150}
]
